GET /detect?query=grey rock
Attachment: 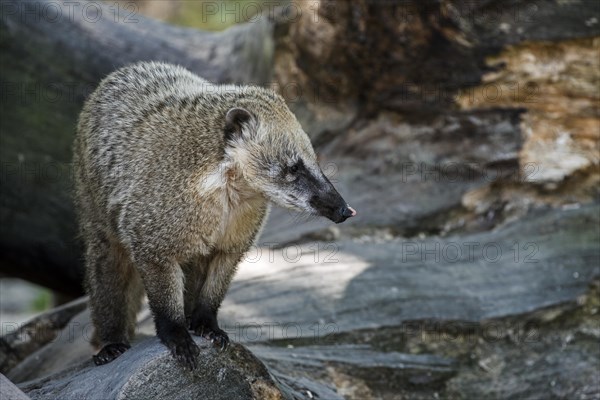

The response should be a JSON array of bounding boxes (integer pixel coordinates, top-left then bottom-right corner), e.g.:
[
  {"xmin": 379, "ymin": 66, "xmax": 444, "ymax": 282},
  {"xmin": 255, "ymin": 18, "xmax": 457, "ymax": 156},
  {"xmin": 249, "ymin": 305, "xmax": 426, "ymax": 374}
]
[
  {"xmin": 223, "ymin": 204, "xmax": 600, "ymax": 341},
  {"xmin": 3, "ymin": 204, "xmax": 598, "ymax": 399},
  {"xmin": 19, "ymin": 338, "xmax": 284, "ymax": 400},
  {"xmin": 6, "ymin": 309, "xmax": 342, "ymax": 400},
  {"xmin": 253, "ymin": 344, "xmax": 457, "ymax": 388},
  {"xmin": 1, "ymin": 373, "xmax": 30, "ymax": 400}
]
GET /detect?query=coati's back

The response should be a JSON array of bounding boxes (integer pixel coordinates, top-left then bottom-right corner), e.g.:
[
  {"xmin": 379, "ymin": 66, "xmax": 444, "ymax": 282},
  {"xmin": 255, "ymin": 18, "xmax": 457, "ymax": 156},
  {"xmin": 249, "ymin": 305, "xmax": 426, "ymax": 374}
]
[{"xmin": 74, "ymin": 62, "xmax": 230, "ymax": 232}]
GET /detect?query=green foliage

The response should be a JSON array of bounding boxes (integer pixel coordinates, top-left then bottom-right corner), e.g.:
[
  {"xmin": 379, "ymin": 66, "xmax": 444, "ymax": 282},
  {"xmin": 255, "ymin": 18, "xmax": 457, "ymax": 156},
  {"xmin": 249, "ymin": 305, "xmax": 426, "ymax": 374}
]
[
  {"xmin": 168, "ymin": 0, "xmax": 288, "ymax": 31},
  {"xmin": 31, "ymin": 289, "xmax": 52, "ymax": 312}
]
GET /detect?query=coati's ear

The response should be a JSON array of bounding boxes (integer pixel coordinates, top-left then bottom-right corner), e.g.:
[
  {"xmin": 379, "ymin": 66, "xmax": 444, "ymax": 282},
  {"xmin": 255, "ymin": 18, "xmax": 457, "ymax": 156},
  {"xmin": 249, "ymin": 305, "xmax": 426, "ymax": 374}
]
[{"xmin": 224, "ymin": 107, "xmax": 254, "ymax": 142}]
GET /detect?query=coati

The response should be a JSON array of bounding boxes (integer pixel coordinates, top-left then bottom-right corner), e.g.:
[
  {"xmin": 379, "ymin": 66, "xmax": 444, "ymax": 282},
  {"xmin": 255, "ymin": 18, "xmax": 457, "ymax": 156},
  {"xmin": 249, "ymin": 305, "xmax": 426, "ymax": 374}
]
[{"xmin": 74, "ymin": 62, "xmax": 356, "ymax": 370}]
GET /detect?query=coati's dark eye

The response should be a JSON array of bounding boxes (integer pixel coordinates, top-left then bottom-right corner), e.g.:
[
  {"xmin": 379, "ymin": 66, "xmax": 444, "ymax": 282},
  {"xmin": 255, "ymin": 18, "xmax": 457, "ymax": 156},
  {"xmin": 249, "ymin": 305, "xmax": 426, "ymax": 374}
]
[{"xmin": 289, "ymin": 164, "xmax": 299, "ymax": 174}]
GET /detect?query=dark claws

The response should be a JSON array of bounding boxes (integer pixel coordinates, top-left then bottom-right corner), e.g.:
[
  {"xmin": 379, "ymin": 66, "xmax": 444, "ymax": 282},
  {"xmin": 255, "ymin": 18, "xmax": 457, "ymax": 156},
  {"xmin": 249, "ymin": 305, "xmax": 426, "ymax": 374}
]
[
  {"xmin": 203, "ymin": 329, "xmax": 229, "ymax": 351},
  {"xmin": 189, "ymin": 305, "xmax": 229, "ymax": 351},
  {"xmin": 192, "ymin": 326, "xmax": 229, "ymax": 350},
  {"xmin": 93, "ymin": 342, "xmax": 130, "ymax": 366},
  {"xmin": 158, "ymin": 322, "xmax": 200, "ymax": 371}
]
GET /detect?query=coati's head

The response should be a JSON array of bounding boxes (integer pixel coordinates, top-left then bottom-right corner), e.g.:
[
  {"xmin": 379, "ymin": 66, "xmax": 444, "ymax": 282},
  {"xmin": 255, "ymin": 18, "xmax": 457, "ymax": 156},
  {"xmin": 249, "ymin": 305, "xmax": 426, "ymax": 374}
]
[{"xmin": 223, "ymin": 93, "xmax": 356, "ymax": 224}]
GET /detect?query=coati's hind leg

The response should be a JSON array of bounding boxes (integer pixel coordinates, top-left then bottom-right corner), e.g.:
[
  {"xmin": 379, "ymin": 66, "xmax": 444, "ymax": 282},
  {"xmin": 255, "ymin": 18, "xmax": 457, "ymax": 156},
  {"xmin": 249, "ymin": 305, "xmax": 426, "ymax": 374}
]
[
  {"xmin": 85, "ymin": 234, "xmax": 144, "ymax": 365},
  {"xmin": 188, "ymin": 251, "xmax": 241, "ymax": 350}
]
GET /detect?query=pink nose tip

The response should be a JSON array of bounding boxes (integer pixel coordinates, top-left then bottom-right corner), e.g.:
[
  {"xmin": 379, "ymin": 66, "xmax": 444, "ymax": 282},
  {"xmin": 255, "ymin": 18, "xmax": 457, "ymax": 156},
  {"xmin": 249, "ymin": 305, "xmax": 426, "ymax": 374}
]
[{"xmin": 348, "ymin": 206, "xmax": 357, "ymax": 217}]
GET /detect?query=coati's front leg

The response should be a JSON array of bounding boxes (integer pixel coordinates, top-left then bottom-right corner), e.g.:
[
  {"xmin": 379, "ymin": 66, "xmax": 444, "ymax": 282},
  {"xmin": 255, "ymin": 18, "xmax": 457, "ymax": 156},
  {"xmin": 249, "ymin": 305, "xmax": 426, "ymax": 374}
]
[
  {"xmin": 138, "ymin": 260, "xmax": 200, "ymax": 370},
  {"xmin": 188, "ymin": 251, "xmax": 242, "ymax": 350}
]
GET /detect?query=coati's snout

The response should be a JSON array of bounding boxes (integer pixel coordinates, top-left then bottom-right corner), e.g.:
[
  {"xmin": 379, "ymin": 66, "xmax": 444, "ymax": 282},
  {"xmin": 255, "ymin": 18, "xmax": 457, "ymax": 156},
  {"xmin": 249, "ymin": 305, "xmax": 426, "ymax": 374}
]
[
  {"xmin": 308, "ymin": 176, "xmax": 356, "ymax": 224},
  {"xmin": 270, "ymin": 157, "xmax": 356, "ymax": 224}
]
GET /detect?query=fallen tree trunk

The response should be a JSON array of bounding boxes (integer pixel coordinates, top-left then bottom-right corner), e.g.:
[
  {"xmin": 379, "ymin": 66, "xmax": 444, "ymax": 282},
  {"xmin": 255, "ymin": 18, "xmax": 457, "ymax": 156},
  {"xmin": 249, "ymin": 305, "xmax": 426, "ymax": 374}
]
[
  {"xmin": 19, "ymin": 339, "xmax": 285, "ymax": 400},
  {"xmin": 0, "ymin": 0, "xmax": 275, "ymax": 296},
  {"xmin": 0, "ymin": 297, "xmax": 87, "ymax": 374},
  {"xmin": 5, "ymin": 205, "xmax": 599, "ymax": 398}
]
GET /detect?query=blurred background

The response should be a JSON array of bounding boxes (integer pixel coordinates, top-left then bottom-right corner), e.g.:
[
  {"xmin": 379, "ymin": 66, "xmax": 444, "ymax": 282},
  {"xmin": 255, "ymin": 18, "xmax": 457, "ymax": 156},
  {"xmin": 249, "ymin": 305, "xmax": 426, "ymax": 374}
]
[
  {"xmin": 115, "ymin": 0, "xmax": 283, "ymax": 30},
  {"xmin": 0, "ymin": 0, "xmax": 599, "ymax": 399}
]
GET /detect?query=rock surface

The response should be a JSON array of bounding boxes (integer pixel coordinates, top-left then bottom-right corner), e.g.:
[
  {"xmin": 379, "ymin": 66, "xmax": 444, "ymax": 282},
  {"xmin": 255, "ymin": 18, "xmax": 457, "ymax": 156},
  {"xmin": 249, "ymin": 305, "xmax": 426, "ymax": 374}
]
[
  {"xmin": 5, "ymin": 204, "xmax": 597, "ymax": 399},
  {"xmin": 1, "ymin": 373, "xmax": 30, "ymax": 400},
  {"xmin": 253, "ymin": 344, "xmax": 457, "ymax": 395},
  {"xmin": 224, "ymin": 204, "xmax": 600, "ymax": 338},
  {"xmin": 19, "ymin": 339, "xmax": 283, "ymax": 400}
]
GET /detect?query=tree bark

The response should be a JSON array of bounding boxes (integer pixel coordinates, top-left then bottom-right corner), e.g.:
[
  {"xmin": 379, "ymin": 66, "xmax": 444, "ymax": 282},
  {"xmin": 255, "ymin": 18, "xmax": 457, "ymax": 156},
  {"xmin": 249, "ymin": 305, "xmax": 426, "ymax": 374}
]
[{"xmin": 262, "ymin": 0, "xmax": 599, "ymax": 242}]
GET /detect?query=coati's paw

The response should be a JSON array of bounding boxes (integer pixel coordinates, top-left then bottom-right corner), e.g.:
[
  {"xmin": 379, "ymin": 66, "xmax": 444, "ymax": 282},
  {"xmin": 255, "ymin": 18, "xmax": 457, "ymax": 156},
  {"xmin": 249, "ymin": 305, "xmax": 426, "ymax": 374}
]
[
  {"xmin": 200, "ymin": 327, "xmax": 230, "ymax": 351},
  {"xmin": 189, "ymin": 306, "xmax": 229, "ymax": 351},
  {"xmin": 161, "ymin": 326, "xmax": 200, "ymax": 370},
  {"xmin": 93, "ymin": 342, "xmax": 130, "ymax": 365}
]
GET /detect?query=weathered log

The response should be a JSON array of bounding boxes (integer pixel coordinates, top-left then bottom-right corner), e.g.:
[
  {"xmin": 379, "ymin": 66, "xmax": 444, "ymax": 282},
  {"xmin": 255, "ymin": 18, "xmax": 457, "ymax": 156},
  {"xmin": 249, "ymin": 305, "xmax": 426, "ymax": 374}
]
[
  {"xmin": 0, "ymin": 298, "xmax": 87, "ymax": 374},
  {"xmin": 0, "ymin": 0, "xmax": 275, "ymax": 296},
  {"xmin": 274, "ymin": 0, "xmax": 600, "ymax": 135},
  {"xmin": 0, "ymin": 373, "xmax": 30, "ymax": 400},
  {"xmin": 4, "ymin": 203, "xmax": 599, "ymax": 398},
  {"xmin": 253, "ymin": 344, "xmax": 457, "ymax": 393},
  {"xmin": 18, "ymin": 339, "xmax": 285, "ymax": 400},
  {"xmin": 225, "ymin": 204, "xmax": 600, "ymax": 338},
  {"xmin": 262, "ymin": 0, "xmax": 600, "ymax": 245}
]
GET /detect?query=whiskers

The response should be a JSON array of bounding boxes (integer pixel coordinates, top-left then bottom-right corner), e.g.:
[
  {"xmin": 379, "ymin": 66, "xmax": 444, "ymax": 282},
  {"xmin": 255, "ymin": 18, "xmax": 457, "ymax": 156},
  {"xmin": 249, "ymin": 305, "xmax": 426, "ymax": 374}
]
[{"xmin": 290, "ymin": 209, "xmax": 319, "ymax": 224}]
